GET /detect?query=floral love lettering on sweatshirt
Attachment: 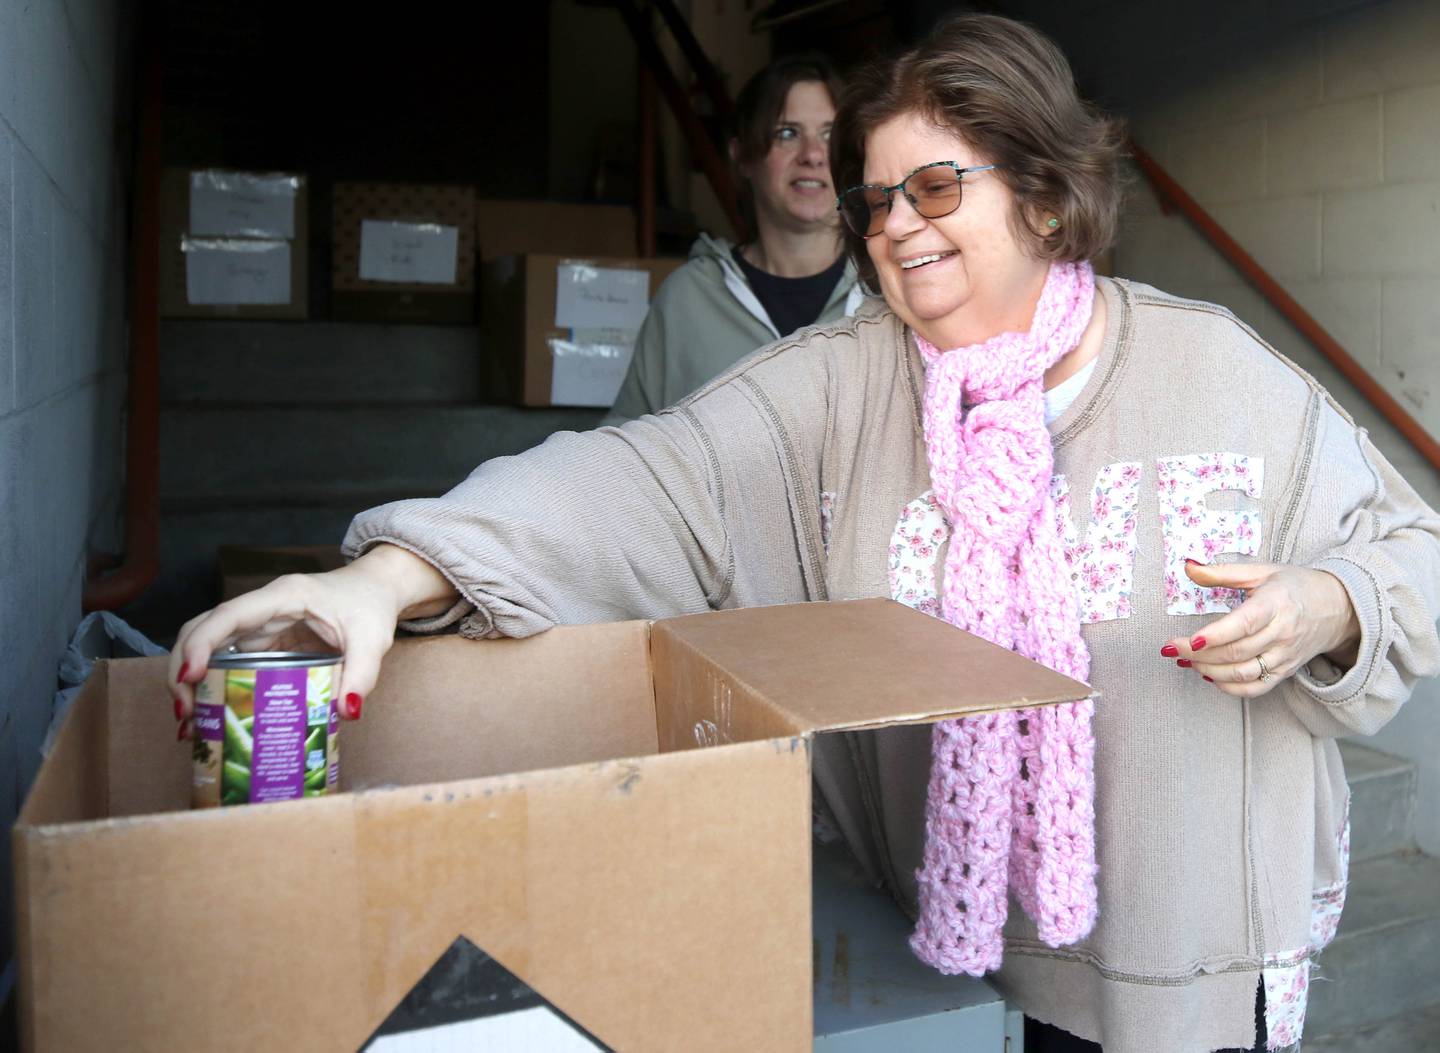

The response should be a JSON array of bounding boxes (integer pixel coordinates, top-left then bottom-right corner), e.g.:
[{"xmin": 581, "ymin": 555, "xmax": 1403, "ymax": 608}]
[
  {"xmin": 1155, "ymin": 453, "xmax": 1264, "ymax": 615},
  {"xmin": 890, "ymin": 453, "xmax": 1264, "ymax": 623}
]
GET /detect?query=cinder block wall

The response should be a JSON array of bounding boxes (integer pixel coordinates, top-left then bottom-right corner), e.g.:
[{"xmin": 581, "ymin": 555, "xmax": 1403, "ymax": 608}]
[
  {"xmin": 1120, "ymin": 0, "xmax": 1440, "ymax": 435},
  {"xmin": 1014, "ymin": 0, "xmax": 1440, "ymax": 853},
  {"xmin": 0, "ymin": 0, "xmax": 130, "ymax": 974}
]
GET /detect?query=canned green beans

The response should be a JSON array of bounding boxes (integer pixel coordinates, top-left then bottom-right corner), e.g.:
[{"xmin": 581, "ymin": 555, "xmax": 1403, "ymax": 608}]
[{"xmin": 191, "ymin": 652, "xmax": 342, "ymax": 808}]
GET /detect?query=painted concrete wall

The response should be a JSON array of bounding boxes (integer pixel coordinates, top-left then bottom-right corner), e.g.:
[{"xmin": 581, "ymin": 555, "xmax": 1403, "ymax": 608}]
[
  {"xmin": 0, "ymin": 0, "xmax": 130, "ymax": 970},
  {"xmin": 1035, "ymin": 0, "xmax": 1440, "ymax": 853}
]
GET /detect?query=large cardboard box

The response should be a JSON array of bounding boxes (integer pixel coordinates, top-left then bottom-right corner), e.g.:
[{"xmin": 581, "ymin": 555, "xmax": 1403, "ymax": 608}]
[
  {"xmin": 482, "ymin": 252, "xmax": 684, "ymax": 407},
  {"xmin": 160, "ymin": 168, "xmax": 309, "ymax": 320},
  {"xmin": 332, "ymin": 182, "xmax": 477, "ymax": 324},
  {"xmin": 474, "ymin": 199, "xmax": 636, "ymax": 263},
  {"xmin": 13, "ymin": 599, "xmax": 1090, "ymax": 1051},
  {"xmin": 217, "ymin": 544, "xmax": 347, "ymax": 601}
]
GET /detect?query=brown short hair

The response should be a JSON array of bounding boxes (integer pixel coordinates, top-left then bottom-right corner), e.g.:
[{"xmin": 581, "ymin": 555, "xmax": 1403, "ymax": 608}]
[
  {"xmin": 731, "ymin": 53, "xmax": 844, "ymax": 238},
  {"xmin": 829, "ymin": 14, "xmax": 1127, "ymax": 288}
]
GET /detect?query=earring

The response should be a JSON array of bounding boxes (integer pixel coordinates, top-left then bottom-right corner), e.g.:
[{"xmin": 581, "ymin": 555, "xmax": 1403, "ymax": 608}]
[{"xmin": 1046, "ymin": 217, "xmax": 1060, "ymax": 230}]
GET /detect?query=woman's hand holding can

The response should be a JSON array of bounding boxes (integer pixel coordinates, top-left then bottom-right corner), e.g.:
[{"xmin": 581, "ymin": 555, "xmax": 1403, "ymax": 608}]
[{"xmin": 169, "ymin": 543, "xmax": 460, "ymax": 727}]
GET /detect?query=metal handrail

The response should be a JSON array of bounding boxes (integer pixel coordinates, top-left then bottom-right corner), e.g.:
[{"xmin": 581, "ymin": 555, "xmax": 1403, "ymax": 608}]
[
  {"xmin": 649, "ymin": 0, "xmax": 736, "ymax": 130},
  {"xmin": 614, "ymin": 0, "xmax": 743, "ymax": 242},
  {"xmin": 1129, "ymin": 140, "xmax": 1440, "ymax": 472}
]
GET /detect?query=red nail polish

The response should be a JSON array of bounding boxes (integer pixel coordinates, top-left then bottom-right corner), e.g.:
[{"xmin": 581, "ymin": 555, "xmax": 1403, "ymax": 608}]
[
  {"xmin": 1203, "ymin": 675, "xmax": 1215, "ymax": 683},
  {"xmin": 1161, "ymin": 644, "xmax": 1179, "ymax": 658},
  {"xmin": 1177, "ymin": 659, "xmax": 1192, "ymax": 668},
  {"xmin": 346, "ymin": 692, "xmax": 363, "ymax": 720},
  {"xmin": 177, "ymin": 719, "xmax": 190, "ymax": 741},
  {"xmin": 1191, "ymin": 636, "xmax": 1207, "ymax": 651},
  {"xmin": 177, "ymin": 662, "xmax": 190, "ymax": 684},
  {"xmin": 174, "ymin": 697, "xmax": 185, "ymax": 721},
  {"xmin": 1185, "ymin": 558, "xmax": 1205, "ymax": 567}
]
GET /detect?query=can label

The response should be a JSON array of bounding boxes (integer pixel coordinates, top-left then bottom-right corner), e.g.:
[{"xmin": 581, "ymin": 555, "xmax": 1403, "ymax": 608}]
[{"xmin": 192, "ymin": 659, "xmax": 341, "ymax": 808}]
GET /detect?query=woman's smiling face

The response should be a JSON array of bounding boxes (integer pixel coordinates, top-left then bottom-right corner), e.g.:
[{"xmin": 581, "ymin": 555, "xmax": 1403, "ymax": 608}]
[{"xmin": 862, "ymin": 111, "xmax": 1050, "ymax": 348}]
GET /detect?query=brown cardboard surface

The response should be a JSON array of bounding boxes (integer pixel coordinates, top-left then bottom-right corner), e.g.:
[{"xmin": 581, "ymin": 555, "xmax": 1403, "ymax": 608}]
[
  {"xmin": 14, "ymin": 669, "xmax": 108, "ymax": 828},
  {"xmin": 481, "ymin": 252, "xmax": 684, "ymax": 406},
  {"xmin": 106, "ymin": 657, "xmax": 194, "ymax": 818},
  {"xmin": 159, "ymin": 167, "xmax": 309, "ymax": 320},
  {"xmin": 16, "ymin": 744, "xmax": 809, "ymax": 1052},
  {"xmin": 14, "ymin": 622, "xmax": 811, "ymax": 1051},
  {"xmin": 217, "ymin": 543, "xmax": 346, "ymax": 601},
  {"xmin": 347, "ymin": 743, "xmax": 810, "ymax": 1050},
  {"xmin": 652, "ymin": 599, "xmax": 1094, "ymax": 751},
  {"xmin": 14, "ymin": 600, "xmax": 1090, "ymax": 1051},
  {"xmin": 344, "ymin": 625, "xmax": 660, "ymax": 788},
  {"xmin": 474, "ymin": 199, "xmax": 636, "ymax": 262}
]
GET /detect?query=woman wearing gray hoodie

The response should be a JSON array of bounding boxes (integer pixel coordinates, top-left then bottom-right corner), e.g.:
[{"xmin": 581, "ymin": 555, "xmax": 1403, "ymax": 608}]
[{"xmin": 606, "ymin": 54, "xmax": 866, "ymax": 423}]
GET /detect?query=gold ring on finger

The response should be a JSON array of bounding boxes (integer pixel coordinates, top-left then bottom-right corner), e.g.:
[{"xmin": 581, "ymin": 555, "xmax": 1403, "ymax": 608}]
[{"xmin": 1256, "ymin": 655, "xmax": 1274, "ymax": 683}]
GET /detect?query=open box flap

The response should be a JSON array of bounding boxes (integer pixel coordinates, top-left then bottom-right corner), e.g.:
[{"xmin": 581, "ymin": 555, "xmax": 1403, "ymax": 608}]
[{"xmin": 650, "ymin": 599, "xmax": 1093, "ymax": 750}]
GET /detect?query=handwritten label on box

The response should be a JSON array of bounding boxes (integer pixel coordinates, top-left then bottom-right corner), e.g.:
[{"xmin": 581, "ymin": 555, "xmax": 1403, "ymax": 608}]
[
  {"xmin": 549, "ymin": 328, "xmax": 638, "ymax": 406},
  {"xmin": 359, "ymin": 220, "xmax": 459, "ymax": 285},
  {"xmin": 553, "ymin": 264, "xmax": 651, "ymax": 331},
  {"xmin": 189, "ymin": 171, "xmax": 298, "ymax": 239},
  {"xmin": 183, "ymin": 238, "xmax": 292, "ymax": 305}
]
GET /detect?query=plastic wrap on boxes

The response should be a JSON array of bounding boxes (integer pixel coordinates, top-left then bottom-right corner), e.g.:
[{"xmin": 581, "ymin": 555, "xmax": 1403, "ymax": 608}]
[
  {"xmin": 332, "ymin": 183, "xmax": 475, "ymax": 291},
  {"xmin": 553, "ymin": 262, "xmax": 652, "ymax": 331},
  {"xmin": 358, "ymin": 220, "xmax": 460, "ymax": 285},
  {"xmin": 182, "ymin": 236, "xmax": 293, "ymax": 305},
  {"xmin": 547, "ymin": 329, "xmax": 637, "ymax": 406},
  {"xmin": 544, "ymin": 260, "xmax": 654, "ymax": 405},
  {"xmin": 188, "ymin": 170, "xmax": 300, "ymax": 239}
]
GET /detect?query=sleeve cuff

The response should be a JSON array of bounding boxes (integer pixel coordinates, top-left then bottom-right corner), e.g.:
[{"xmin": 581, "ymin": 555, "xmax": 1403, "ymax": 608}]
[
  {"xmin": 342, "ymin": 533, "xmax": 491, "ymax": 637},
  {"xmin": 1294, "ymin": 555, "xmax": 1385, "ymax": 706},
  {"xmin": 397, "ymin": 597, "xmax": 474, "ymax": 635}
]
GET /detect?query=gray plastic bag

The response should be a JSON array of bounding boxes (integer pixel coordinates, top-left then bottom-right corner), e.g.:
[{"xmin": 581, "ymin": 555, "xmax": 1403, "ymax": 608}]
[{"xmin": 44, "ymin": 611, "xmax": 168, "ymax": 757}]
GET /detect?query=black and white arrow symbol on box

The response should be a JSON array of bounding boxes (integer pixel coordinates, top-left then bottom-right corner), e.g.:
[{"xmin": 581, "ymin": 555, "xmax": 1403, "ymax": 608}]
[{"xmin": 362, "ymin": 936, "xmax": 610, "ymax": 1052}]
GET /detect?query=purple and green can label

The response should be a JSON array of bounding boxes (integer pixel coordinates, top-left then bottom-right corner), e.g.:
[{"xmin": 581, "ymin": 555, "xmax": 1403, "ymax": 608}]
[{"xmin": 191, "ymin": 653, "xmax": 342, "ymax": 809}]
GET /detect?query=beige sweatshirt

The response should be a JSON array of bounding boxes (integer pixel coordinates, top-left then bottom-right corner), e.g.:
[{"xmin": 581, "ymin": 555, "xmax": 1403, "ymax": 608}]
[{"xmin": 345, "ymin": 278, "xmax": 1440, "ymax": 1053}]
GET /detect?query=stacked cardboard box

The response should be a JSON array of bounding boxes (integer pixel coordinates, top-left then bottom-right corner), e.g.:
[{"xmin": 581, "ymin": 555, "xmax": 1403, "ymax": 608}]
[
  {"xmin": 12, "ymin": 599, "xmax": 1091, "ymax": 1050},
  {"xmin": 160, "ymin": 168, "xmax": 309, "ymax": 319},
  {"xmin": 332, "ymin": 183, "xmax": 477, "ymax": 324},
  {"xmin": 474, "ymin": 199, "xmax": 635, "ymax": 262},
  {"xmin": 475, "ymin": 198, "xmax": 682, "ymax": 407},
  {"xmin": 483, "ymin": 252, "xmax": 683, "ymax": 407}
]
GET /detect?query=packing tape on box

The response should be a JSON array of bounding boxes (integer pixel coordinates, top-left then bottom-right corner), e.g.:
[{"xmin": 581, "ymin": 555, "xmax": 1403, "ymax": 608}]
[
  {"xmin": 553, "ymin": 263, "xmax": 651, "ymax": 331},
  {"xmin": 547, "ymin": 329, "xmax": 637, "ymax": 407},
  {"xmin": 181, "ymin": 237, "xmax": 293, "ymax": 306},
  {"xmin": 359, "ymin": 220, "xmax": 460, "ymax": 285},
  {"xmin": 189, "ymin": 170, "xmax": 300, "ymax": 239},
  {"xmin": 352, "ymin": 777, "xmax": 533, "ymax": 1032}
]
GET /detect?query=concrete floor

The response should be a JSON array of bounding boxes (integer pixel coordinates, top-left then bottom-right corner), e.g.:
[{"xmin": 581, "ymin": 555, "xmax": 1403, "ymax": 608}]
[{"xmin": 1307, "ymin": 1001, "xmax": 1440, "ymax": 1053}]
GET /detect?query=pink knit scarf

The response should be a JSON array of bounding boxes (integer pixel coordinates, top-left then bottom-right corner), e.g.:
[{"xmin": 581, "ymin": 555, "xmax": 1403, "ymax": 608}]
[{"xmin": 909, "ymin": 260, "xmax": 1099, "ymax": 976}]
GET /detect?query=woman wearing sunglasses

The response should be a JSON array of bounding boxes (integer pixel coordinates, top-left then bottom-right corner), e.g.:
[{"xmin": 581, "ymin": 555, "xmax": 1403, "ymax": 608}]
[
  {"xmin": 606, "ymin": 53, "xmax": 866, "ymax": 423},
  {"xmin": 171, "ymin": 14, "xmax": 1440, "ymax": 1052}
]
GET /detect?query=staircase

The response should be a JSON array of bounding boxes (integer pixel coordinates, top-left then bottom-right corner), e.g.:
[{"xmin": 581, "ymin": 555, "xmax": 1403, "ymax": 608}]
[
  {"xmin": 1307, "ymin": 741, "xmax": 1440, "ymax": 1050},
  {"xmin": 124, "ymin": 319, "xmax": 603, "ymax": 640}
]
